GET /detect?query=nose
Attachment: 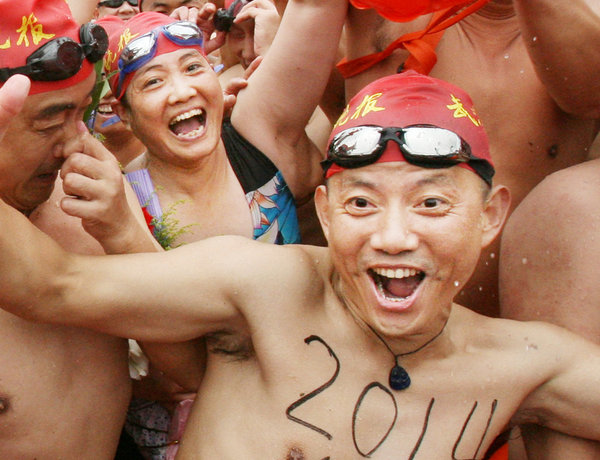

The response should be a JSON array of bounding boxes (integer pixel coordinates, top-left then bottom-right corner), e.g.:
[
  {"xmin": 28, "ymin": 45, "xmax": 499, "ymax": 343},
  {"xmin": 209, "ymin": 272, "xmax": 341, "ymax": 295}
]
[
  {"xmin": 117, "ymin": 2, "xmax": 138, "ymax": 18},
  {"xmin": 241, "ymin": 37, "xmax": 257, "ymax": 63},
  {"xmin": 167, "ymin": 73, "xmax": 197, "ymax": 105},
  {"xmin": 370, "ymin": 207, "xmax": 419, "ymax": 254}
]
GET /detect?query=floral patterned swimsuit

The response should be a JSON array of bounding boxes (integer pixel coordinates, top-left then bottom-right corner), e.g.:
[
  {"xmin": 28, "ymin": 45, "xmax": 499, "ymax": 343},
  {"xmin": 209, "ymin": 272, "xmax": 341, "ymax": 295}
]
[{"xmin": 125, "ymin": 119, "xmax": 301, "ymax": 247}]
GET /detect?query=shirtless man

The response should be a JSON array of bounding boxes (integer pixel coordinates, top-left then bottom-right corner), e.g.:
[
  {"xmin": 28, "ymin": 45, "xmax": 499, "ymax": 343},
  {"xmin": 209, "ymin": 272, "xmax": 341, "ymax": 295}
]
[
  {"xmin": 3, "ymin": 70, "xmax": 600, "ymax": 459},
  {"xmin": 499, "ymin": 158, "xmax": 600, "ymax": 459},
  {"xmin": 342, "ymin": 0, "xmax": 600, "ymax": 318},
  {"xmin": 0, "ymin": 1, "xmax": 156, "ymax": 457}
]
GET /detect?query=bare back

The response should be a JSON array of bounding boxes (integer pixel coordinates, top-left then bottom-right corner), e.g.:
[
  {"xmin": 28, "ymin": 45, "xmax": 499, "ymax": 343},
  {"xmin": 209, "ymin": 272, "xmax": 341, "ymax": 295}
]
[{"xmin": 344, "ymin": 2, "xmax": 600, "ymax": 317}]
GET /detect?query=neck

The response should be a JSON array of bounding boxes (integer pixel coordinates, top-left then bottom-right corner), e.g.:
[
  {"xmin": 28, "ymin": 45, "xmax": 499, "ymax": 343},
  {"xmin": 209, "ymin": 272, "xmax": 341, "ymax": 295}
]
[
  {"xmin": 146, "ymin": 140, "xmax": 230, "ymax": 197},
  {"xmin": 477, "ymin": 0, "xmax": 515, "ymax": 20}
]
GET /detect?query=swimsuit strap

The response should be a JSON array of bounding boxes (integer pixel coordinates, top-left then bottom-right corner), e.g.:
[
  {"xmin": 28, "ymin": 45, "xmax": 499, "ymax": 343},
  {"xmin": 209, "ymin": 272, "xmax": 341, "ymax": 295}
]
[{"xmin": 337, "ymin": 0, "xmax": 491, "ymax": 78}]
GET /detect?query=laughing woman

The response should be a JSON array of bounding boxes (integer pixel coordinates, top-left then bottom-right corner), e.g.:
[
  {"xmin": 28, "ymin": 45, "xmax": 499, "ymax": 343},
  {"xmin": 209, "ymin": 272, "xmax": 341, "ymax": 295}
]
[{"xmin": 101, "ymin": 3, "xmax": 344, "ymax": 249}]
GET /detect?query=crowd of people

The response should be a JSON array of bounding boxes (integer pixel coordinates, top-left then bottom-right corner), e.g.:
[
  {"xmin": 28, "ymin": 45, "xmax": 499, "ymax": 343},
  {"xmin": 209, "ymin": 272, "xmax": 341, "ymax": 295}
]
[{"xmin": 0, "ymin": 0, "xmax": 599, "ymax": 459}]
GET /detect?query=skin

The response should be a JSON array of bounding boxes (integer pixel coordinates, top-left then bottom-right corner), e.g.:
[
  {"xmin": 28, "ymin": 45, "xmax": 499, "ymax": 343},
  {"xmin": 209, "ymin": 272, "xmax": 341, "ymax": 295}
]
[
  {"xmin": 342, "ymin": 0, "xmax": 600, "ymax": 319},
  {"xmin": 95, "ymin": 0, "xmax": 140, "ymax": 20},
  {"xmin": 140, "ymin": 0, "xmax": 207, "ymax": 14},
  {"xmin": 499, "ymin": 158, "xmax": 600, "ymax": 458},
  {"xmin": 0, "ymin": 74, "xmax": 133, "ymax": 459},
  {"xmin": 6, "ymin": 146, "xmax": 600, "ymax": 457},
  {"xmin": 92, "ymin": 87, "xmax": 146, "ymax": 168}
]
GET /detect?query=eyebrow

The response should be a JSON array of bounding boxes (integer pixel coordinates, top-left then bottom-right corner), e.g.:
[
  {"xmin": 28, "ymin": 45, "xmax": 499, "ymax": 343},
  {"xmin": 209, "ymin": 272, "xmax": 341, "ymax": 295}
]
[
  {"xmin": 138, "ymin": 50, "xmax": 205, "ymax": 75},
  {"xmin": 34, "ymin": 88, "xmax": 95, "ymax": 120}
]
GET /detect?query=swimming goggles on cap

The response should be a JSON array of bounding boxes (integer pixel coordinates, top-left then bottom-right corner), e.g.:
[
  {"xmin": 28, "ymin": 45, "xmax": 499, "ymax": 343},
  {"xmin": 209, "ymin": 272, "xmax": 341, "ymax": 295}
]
[
  {"xmin": 98, "ymin": 0, "xmax": 138, "ymax": 7},
  {"xmin": 0, "ymin": 23, "xmax": 108, "ymax": 82},
  {"xmin": 116, "ymin": 21, "xmax": 204, "ymax": 97},
  {"xmin": 322, "ymin": 125, "xmax": 494, "ymax": 185}
]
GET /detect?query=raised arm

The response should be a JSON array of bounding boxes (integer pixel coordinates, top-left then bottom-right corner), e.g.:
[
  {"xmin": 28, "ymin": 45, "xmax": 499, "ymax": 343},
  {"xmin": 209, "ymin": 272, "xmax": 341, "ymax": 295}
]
[
  {"xmin": 514, "ymin": 0, "xmax": 600, "ymax": 118},
  {"xmin": 230, "ymin": 0, "xmax": 348, "ymax": 200}
]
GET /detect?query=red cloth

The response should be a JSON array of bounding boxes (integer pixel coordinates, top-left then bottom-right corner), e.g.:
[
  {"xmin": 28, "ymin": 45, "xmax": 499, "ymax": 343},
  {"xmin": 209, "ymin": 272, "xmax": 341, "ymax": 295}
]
[
  {"xmin": 326, "ymin": 70, "xmax": 492, "ymax": 179},
  {"xmin": 337, "ymin": 0, "xmax": 490, "ymax": 78},
  {"xmin": 487, "ymin": 442, "xmax": 509, "ymax": 460},
  {"xmin": 0, "ymin": 0, "xmax": 93, "ymax": 95},
  {"xmin": 350, "ymin": 0, "xmax": 484, "ymax": 22}
]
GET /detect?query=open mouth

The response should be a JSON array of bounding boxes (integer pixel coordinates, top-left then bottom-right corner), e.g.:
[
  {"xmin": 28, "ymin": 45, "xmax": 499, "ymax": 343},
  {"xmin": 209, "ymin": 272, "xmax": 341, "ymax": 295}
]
[
  {"xmin": 369, "ymin": 267, "xmax": 425, "ymax": 302},
  {"xmin": 169, "ymin": 108, "xmax": 206, "ymax": 139},
  {"xmin": 97, "ymin": 103, "xmax": 113, "ymax": 116}
]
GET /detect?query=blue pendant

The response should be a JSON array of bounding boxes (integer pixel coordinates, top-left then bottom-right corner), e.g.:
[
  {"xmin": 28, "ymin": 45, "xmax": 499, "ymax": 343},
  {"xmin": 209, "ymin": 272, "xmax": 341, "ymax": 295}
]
[{"xmin": 389, "ymin": 364, "xmax": 411, "ymax": 390}]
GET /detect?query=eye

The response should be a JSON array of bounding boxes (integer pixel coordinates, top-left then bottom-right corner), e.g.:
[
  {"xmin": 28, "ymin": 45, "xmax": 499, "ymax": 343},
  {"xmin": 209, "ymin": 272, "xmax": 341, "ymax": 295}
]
[
  {"xmin": 142, "ymin": 76, "xmax": 161, "ymax": 89},
  {"xmin": 416, "ymin": 196, "xmax": 452, "ymax": 215},
  {"xmin": 344, "ymin": 196, "xmax": 376, "ymax": 216}
]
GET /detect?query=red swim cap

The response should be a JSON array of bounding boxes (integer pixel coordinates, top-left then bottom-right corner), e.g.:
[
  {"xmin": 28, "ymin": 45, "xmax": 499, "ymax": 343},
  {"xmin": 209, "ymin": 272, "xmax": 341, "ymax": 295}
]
[
  {"xmin": 100, "ymin": 12, "xmax": 205, "ymax": 99},
  {"xmin": 0, "ymin": 0, "xmax": 94, "ymax": 95},
  {"xmin": 326, "ymin": 71, "xmax": 494, "ymax": 183}
]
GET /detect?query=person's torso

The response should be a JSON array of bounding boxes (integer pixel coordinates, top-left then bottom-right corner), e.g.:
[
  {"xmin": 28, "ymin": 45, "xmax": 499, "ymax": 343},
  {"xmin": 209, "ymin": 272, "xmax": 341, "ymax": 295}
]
[{"xmin": 0, "ymin": 310, "xmax": 130, "ymax": 459}]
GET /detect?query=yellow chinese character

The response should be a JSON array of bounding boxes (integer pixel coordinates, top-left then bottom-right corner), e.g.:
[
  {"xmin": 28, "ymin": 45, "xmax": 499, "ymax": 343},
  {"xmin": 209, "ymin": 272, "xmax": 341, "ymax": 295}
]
[
  {"xmin": 118, "ymin": 28, "xmax": 140, "ymax": 53},
  {"xmin": 333, "ymin": 104, "xmax": 350, "ymax": 129},
  {"xmin": 104, "ymin": 50, "xmax": 117, "ymax": 73},
  {"xmin": 350, "ymin": 92, "xmax": 386, "ymax": 121},
  {"xmin": 446, "ymin": 95, "xmax": 482, "ymax": 127},
  {"xmin": 0, "ymin": 37, "xmax": 10, "ymax": 50},
  {"xmin": 16, "ymin": 14, "xmax": 54, "ymax": 47}
]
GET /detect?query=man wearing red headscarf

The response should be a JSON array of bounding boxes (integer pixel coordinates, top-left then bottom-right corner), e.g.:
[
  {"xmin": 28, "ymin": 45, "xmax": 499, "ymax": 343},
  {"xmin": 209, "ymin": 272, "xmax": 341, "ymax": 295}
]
[
  {"xmin": 3, "ymin": 70, "xmax": 600, "ymax": 459},
  {"xmin": 0, "ymin": 0, "xmax": 158, "ymax": 458}
]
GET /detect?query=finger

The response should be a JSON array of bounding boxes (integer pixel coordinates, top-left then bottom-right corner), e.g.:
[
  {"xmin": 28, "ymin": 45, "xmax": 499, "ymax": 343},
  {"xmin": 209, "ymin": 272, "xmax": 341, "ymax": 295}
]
[
  {"xmin": 63, "ymin": 121, "xmax": 120, "ymax": 163},
  {"xmin": 0, "ymin": 75, "xmax": 30, "ymax": 140},
  {"xmin": 244, "ymin": 56, "xmax": 263, "ymax": 79},
  {"xmin": 223, "ymin": 77, "xmax": 249, "ymax": 96}
]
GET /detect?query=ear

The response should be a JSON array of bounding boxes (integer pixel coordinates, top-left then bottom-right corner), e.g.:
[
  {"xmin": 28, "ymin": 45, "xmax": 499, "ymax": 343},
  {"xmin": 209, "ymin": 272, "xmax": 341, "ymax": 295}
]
[
  {"xmin": 314, "ymin": 184, "xmax": 331, "ymax": 244},
  {"xmin": 480, "ymin": 184, "xmax": 511, "ymax": 249},
  {"xmin": 113, "ymin": 101, "xmax": 131, "ymax": 129}
]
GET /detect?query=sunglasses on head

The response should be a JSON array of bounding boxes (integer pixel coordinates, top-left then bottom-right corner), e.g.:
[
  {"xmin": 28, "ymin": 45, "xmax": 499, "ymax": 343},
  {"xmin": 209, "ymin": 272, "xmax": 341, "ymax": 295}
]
[
  {"xmin": 322, "ymin": 125, "xmax": 494, "ymax": 185},
  {"xmin": 0, "ymin": 23, "xmax": 108, "ymax": 83},
  {"xmin": 98, "ymin": 0, "xmax": 138, "ymax": 7},
  {"xmin": 213, "ymin": 0, "xmax": 249, "ymax": 32},
  {"xmin": 116, "ymin": 21, "xmax": 204, "ymax": 97}
]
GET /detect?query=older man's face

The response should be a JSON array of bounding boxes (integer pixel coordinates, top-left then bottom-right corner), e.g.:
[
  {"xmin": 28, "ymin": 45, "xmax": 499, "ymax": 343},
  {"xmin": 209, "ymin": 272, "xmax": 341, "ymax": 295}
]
[
  {"xmin": 0, "ymin": 73, "xmax": 95, "ymax": 215},
  {"xmin": 314, "ymin": 156, "xmax": 494, "ymax": 337}
]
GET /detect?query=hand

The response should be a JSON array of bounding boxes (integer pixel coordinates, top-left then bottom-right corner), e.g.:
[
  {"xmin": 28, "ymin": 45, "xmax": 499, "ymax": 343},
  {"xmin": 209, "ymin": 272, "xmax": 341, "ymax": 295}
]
[
  {"xmin": 59, "ymin": 121, "xmax": 151, "ymax": 253},
  {"xmin": 0, "ymin": 75, "xmax": 29, "ymax": 144},
  {"xmin": 235, "ymin": 0, "xmax": 281, "ymax": 57},
  {"xmin": 222, "ymin": 56, "xmax": 262, "ymax": 117},
  {"xmin": 170, "ymin": 3, "xmax": 226, "ymax": 55}
]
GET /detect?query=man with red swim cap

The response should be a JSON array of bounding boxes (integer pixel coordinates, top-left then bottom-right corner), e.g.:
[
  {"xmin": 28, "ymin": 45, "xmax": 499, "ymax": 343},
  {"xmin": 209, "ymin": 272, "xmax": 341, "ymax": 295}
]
[
  {"xmin": 4, "ymin": 70, "xmax": 600, "ymax": 459},
  {"xmin": 0, "ymin": 0, "xmax": 159, "ymax": 458}
]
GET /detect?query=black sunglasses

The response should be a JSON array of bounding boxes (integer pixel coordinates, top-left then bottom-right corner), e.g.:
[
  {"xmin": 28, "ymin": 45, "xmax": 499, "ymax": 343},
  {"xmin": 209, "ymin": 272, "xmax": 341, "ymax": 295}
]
[
  {"xmin": 98, "ymin": 0, "xmax": 138, "ymax": 7},
  {"xmin": 0, "ymin": 23, "xmax": 108, "ymax": 83},
  {"xmin": 322, "ymin": 124, "xmax": 494, "ymax": 185}
]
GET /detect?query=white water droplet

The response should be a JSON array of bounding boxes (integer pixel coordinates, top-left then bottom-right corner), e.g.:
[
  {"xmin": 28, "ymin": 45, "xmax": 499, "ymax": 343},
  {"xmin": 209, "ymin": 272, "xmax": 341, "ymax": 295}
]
[
  {"xmin": 522, "ymin": 258, "xmax": 528, "ymax": 265},
  {"xmin": 454, "ymin": 281, "xmax": 460, "ymax": 287}
]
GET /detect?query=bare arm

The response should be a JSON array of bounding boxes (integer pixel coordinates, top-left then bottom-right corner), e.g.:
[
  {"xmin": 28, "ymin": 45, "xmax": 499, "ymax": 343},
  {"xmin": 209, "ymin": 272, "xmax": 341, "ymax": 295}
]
[
  {"xmin": 514, "ymin": 323, "xmax": 600, "ymax": 443},
  {"xmin": 500, "ymin": 159, "xmax": 600, "ymax": 457},
  {"xmin": 230, "ymin": 0, "xmax": 348, "ymax": 200},
  {"xmin": 514, "ymin": 0, "xmax": 600, "ymax": 117}
]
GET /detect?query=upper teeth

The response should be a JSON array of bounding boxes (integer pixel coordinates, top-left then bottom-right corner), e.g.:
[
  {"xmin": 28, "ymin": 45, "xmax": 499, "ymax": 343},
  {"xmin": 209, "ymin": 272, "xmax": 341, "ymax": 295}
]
[
  {"xmin": 373, "ymin": 268, "xmax": 419, "ymax": 279},
  {"xmin": 170, "ymin": 108, "xmax": 202, "ymax": 125}
]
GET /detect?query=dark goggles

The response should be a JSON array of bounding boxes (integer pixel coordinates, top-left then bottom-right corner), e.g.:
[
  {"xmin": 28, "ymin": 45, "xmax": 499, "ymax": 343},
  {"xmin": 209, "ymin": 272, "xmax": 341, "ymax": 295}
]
[
  {"xmin": 213, "ymin": 0, "xmax": 249, "ymax": 32},
  {"xmin": 116, "ymin": 21, "xmax": 204, "ymax": 97},
  {"xmin": 98, "ymin": 0, "xmax": 137, "ymax": 7},
  {"xmin": 0, "ymin": 23, "xmax": 108, "ymax": 83},
  {"xmin": 322, "ymin": 125, "xmax": 494, "ymax": 185}
]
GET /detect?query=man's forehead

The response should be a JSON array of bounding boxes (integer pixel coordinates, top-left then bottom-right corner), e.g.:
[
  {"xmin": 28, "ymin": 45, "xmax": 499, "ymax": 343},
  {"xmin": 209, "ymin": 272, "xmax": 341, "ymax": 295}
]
[{"xmin": 25, "ymin": 77, "xmax": 95, "ymax": 119}]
